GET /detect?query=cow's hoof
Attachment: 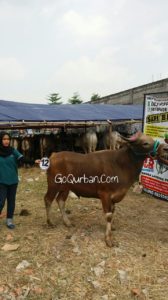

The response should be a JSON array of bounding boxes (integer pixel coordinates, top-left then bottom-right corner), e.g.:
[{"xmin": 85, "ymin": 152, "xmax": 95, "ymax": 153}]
[
  {"xmin": 105, "ymin": 238, "xmax": 119, "ymax": 248},
  {"xmin": 112, "ymin": 240, "xmax": 119, "ymax": 247},
  {"xmin": 105, "ymin": 238, "xmax": 113, "ymax": 247},
  {"xmin": 47, "ymin": 220, "xmax": 54, "ymax": 227},
  {"xmin": 63, "ymin": 219, "xmax": 72, "ymax": 227}
]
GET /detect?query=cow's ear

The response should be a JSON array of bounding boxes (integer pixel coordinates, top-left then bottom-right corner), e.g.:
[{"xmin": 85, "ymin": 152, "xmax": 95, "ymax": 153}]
[{"xmin": 121, "ymin": 131, "xmax": 142, "ymax": 143}]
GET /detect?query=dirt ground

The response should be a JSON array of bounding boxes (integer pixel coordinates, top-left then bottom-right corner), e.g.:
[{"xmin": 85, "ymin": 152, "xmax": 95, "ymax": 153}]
[{"xmin": 0, "ymin": 167, "xmax": 168, "ymax": 300}]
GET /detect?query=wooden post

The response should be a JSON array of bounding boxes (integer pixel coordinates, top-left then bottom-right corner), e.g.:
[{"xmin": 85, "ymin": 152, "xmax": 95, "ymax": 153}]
[{"xmin": 107, "ymin": 120, "xmax": 112, "ymax": 150}]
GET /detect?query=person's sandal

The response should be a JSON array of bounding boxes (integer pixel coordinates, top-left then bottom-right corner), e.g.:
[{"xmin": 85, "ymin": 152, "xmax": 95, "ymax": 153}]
[{"xmin": 6, "ymin": 223, "xmax": 15, "ymax": 229}]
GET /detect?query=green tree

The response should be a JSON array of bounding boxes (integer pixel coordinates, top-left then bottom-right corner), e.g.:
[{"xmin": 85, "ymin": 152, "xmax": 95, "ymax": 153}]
[
  {"xmin": 68, "ymin": 92, "xmax": 83, "ymax": 104},
  {"xmin": 48, "ymin": 93, "xmax": 62, "ymax": 105},
  {"xmin": 90, "ymin": 93, "xmax": 101, "ymax": 102}
]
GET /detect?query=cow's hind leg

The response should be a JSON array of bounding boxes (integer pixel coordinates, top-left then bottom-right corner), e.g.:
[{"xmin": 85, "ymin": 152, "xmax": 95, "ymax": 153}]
[
  {"xmin": 44, "ymin": 187, "xmax": 57, "ymax": 226},
  {"xmin": 56, "ymin": 191, "xmax": 71, "ymax": 227}
]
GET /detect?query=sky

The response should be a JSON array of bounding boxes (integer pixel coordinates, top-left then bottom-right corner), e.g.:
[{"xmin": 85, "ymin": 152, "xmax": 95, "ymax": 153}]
[{"xmin": 0, "ymin": 0, "xmax": 168, "ymax": 104}]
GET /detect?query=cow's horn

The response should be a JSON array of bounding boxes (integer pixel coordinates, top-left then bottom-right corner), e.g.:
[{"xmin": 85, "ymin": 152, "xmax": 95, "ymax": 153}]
[{"xmin": 121, "ymin": 131, "xmax": 141, "ymax": 142}]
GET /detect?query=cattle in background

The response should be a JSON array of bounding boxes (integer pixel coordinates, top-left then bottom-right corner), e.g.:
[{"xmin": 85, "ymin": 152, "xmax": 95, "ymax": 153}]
[
  {"xmin": 32, "ymin": 135, "xmax": 41, "ymax": 160},
  {"xmin": 39, "ymin": 134, "xmax": 56, "ymax": 157},
  {"xmin": 44, "ymin": 132, "xmax": 168, "ymax": 247},
  {"xmin": 103, "ymin": 131, "xmax": 124, "ymax": 150},
  {"xmin": 55, "ymin": 130, "xmax": 72, "ymax": 152},
  {"xmin": 21, "ymin": 137, "xmax": 34, "ymax": 167},
  {"xmin": 75, "ymin": 130, "xmax": 98, "ymax": 153},
  {"xmin": 11, "ymin": 138, "xmax": 20, "ymax": 150}
]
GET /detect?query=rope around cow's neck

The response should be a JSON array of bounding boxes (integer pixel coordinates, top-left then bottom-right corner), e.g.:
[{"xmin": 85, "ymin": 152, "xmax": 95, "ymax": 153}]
[{"xmin": 150, "ymin": 140, "xmax": 160, "ymax": 158}]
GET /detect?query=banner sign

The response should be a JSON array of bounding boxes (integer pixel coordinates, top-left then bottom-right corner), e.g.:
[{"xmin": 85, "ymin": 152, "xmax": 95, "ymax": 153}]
[{"xmin": 141, "ymin": 93, "xmax": 168, "ymax": 201}]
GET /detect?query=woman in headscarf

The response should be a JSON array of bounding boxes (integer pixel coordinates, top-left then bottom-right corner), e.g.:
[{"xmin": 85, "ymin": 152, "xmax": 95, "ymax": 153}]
[{"xmin": 0, "ymin": 131, "xmax": 39, "ymax": 229}]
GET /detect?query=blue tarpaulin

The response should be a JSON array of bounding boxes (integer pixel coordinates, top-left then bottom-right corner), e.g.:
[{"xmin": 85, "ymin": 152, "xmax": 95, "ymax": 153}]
[{"xmin": 0, "ymin": 99, "xmax": 143, "ymax": 122}]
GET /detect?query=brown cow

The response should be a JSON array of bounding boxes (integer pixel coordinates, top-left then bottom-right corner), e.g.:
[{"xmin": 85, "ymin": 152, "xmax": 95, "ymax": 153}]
[{"xmin": 44, "ymin": 132, "xmax": 168, "ymax": 247}]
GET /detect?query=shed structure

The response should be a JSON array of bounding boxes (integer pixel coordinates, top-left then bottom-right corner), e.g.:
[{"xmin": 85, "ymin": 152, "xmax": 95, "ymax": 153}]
[{"xmin": 0, "ymin": 100, "xmax": 143, "ymax": 130}]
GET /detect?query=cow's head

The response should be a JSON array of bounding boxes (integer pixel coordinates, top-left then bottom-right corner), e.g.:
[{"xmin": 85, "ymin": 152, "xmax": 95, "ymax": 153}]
[
  {"xmin": 123, "ymin": 132, "xmax": 168, "ymax": 164},
  {"xmin": 122, "ymin": 131, "xmax": 155, "ymax": 156}
]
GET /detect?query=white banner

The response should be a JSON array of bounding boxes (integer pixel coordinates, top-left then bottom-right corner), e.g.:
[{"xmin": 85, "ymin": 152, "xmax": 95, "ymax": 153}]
[{"xmin": 141, "ymin": 93, "xmax": 168, "ymax": 200}]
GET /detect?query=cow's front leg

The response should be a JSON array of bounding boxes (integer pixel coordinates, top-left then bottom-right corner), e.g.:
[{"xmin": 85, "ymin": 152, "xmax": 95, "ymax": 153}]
[
  {"xmin": 100, "ymin": 193, "xmax": 116, "ymax": 247},
  {"xmin": 111, "ymin": 203, "xmax": 116, "ymax": 231},
  {"xmin": 56, "ymin": 191, "xmax": 71, "ymax": 227},
  {"xmin": 105, "ymin": 205, "xmax": 117, "ymax": 247},
  {"xmin": 105, "ymin": 212, "xmax": 113, "ymax": 247}
]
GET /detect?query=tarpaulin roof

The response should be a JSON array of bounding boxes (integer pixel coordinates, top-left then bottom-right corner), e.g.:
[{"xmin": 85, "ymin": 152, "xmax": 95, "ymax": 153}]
[{"xmin": 0, "ymin": 100, "xmax": 143, "ymax": 122}]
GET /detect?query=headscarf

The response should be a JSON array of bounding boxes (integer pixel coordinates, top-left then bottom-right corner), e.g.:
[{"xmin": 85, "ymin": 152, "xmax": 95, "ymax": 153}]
[{"xmin": 0, "ymin": 132, "xmax": 13, "ymax": 157}]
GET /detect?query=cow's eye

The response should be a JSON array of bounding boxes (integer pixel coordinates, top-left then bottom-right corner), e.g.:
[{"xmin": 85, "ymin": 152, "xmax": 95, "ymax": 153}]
[{"xmin": 143, "ymin": 142, "xmax": 149, "ymax": 146}]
